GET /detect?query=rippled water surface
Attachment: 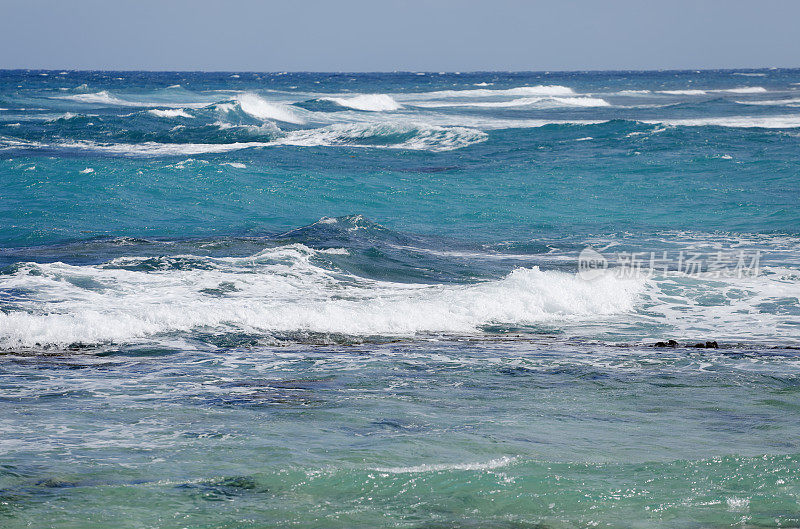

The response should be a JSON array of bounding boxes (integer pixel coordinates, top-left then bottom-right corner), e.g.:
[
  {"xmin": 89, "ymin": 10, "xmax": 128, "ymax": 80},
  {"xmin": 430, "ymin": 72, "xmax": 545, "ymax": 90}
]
[{"xmin": 1, "ymin": 69, "xmax": 800, "ymax": 527}]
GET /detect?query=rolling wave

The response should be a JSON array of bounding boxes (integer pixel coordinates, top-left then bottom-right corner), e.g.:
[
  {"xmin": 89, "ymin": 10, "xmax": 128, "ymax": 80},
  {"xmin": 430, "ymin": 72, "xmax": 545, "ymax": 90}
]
[
  {"xmin": 0, "ymin": 243, "xmax": 642, "ymax": 349},
  {"xmin": 2, "ymin": 215, "xmax": 798, "ymax": 350}
]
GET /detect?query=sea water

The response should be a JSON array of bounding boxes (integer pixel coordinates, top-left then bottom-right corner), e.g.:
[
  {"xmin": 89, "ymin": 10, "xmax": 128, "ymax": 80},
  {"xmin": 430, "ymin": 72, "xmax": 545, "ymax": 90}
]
[{"xmin": 1, "ymin": 70, "xmax": 800, "ymax": 528}]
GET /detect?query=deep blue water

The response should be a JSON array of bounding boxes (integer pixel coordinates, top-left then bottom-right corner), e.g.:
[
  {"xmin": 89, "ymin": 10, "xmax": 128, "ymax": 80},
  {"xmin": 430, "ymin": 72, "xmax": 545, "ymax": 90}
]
[{"xmin": 1, "ymin": 70, "xmax": 800, "ymax": 528}]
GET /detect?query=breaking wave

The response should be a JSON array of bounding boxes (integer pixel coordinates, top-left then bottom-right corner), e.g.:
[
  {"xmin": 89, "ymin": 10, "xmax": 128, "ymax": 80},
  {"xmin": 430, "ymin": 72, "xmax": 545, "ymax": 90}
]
[
  {"xmin": 0, "ymin": 244, "xmax": 643, "ymax": 349},
  {"xmin": 233, "ymin": 93, "xmax": 306, "ymax": 124}
]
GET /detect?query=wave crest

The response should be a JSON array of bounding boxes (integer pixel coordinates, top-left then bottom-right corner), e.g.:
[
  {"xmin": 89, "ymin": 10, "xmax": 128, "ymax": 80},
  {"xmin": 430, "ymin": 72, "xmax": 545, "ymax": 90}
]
[
  {"xmin": 0, "ymin": 250, "xmax": 642, "ymax": 349},
  {"xmin": 233, "ymin": 93, "xmax": 305, "ymax": 124}
]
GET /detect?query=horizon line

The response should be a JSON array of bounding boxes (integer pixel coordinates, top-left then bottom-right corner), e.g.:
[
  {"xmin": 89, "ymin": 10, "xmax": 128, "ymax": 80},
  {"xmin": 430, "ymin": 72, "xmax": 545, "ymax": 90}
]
[{"xmin": 1, "ymin": 67, "xmax": 799, "ymax": 75}]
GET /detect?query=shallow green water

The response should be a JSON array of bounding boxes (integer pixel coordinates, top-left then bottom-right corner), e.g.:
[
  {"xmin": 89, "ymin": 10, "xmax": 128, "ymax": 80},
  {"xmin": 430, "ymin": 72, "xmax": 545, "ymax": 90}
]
[{"xmin": 2, "ymin": 343, "xmax": 800, "ymax": 528}]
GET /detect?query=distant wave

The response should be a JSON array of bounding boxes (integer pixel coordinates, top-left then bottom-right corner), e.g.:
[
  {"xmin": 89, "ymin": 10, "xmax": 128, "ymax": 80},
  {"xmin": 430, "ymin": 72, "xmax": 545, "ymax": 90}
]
[
  {"xmin": 412, "ymin": 96, "xmax": 610, "ymax": 108},
  {"xmin": 408, "ymin": 85, "xmax": 576, "ymax": 99},
  {"xmin": 657, "ymin": 87, "xmax": 767, "ymax": 96},
  {"xmin": 718, "ymin": 86, "xmax": 768, "ymax": 94},
  {"xmin": 616, "ymin": 89, "xmax": 652, "ymax": 95},
  {"xmin": 55, "ymin": 90, "xmax": 212, "ymax": 109},
  {"xmin": 320, "ymin": 94, "xmax": 402, "ymax": 111},
  {"xmin": 58, "ymin": 90, "xmax": 131, "ymax": 105}
]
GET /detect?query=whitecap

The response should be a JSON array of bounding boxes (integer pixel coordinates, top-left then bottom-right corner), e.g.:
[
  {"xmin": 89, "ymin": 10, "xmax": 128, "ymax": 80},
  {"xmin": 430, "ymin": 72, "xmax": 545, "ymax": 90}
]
[
  {"xmin": 657, "ymin": 89, "xmax": 708, "ymax": 95},
  {"xmin": 718, "ymin": 86, "xmax": 768, "ymax": 94},
  {"xmin": 321, "ymin": 94, "xmax": 401, "ymax": 111},
  {"xmin": 148, "ymin": 109, "xmax": 194, "ymax": 118}
]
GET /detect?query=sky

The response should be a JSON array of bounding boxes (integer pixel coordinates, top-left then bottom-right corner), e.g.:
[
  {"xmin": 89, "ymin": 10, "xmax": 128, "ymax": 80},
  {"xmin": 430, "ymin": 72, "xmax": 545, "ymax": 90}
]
[{"xmin": 1, "ymin": 0, "xmax": 798, "ymax": 72}]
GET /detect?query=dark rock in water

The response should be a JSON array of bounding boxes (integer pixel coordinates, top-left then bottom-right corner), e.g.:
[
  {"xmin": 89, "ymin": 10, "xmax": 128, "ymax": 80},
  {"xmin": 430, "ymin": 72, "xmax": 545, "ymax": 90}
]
[
  {"xmin": 654, "ymin": 339, "xmax": 679, "ymax": 348},
  {"xmin": 654, "ymin": 339, "xmax": 719, "ymax": 349},
  {"xmin": 688, "ymin": 341, "xmax": 719, "ymax": 349}
]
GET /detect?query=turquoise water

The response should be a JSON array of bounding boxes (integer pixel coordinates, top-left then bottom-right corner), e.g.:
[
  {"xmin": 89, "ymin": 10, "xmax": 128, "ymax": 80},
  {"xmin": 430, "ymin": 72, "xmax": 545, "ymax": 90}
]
[{"xmin": 1, "ymin": 70, "xmax": 800, "ymax": 527}]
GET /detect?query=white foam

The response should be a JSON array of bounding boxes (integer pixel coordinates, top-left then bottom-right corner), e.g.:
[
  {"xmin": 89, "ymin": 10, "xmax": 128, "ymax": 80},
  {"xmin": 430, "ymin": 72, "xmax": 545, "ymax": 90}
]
[
  {"xmin": 726, "ymin": 497, "xmax": 750, "ymax": 511},
  {"xmin": 375, "ymin": 457, "xmax": 516, "ymax": 474},
  {"xmin": 647, "ymin": 115, "xmax": 800, "ymax": 128},
  {"xmin": 221, "ymin": 162, "xmax": 247, "ymax": 168},
  {"xmin": 79, "ymin": 168, "xmax": 94, "ymax": 174},
  {"xmin": 50, "ymin": 140, "xmax": 274, "ymax": 156},
  {"xmin": 321, "ymin": 94, "xmax": 401, "ymax": 111},
  {"xmin": 657, "ymin": 89, "xmax": 708, "ymax": 95},
  {"xmin": 0, "ymin": 250, "xmax": 643, "ymax": 349},
  {"xmin": 637, "ymin": 266, "xmax": 800, "ymax": 344},
  {"xmin": 718, "ymin": 86, "xmax": 768, "ymax": 94},
  {"xmin": 235, "ymin": 93, "xmax": 305, "ymax": 124},
  {"xmin": 47, "ymin": 112, "xmax": 88, "ymax": 122},
  {"xmin": 148, "ymin": 109, "xmax": 193, "ymax": 118},
  {"xmin": 733, "ymin": 98, "xmax": 800, "ymax": 107}
]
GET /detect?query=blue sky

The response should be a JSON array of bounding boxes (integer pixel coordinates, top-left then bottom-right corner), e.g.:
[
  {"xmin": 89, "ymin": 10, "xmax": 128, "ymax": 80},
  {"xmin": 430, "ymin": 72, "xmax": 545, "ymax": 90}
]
[{"xmin": 2, "ymin": 0, "xmax": 798, "ymax": 71}]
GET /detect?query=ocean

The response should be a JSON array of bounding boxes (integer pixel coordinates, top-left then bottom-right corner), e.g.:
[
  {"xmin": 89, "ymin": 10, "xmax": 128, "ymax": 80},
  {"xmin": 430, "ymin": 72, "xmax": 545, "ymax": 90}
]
[{"xmin": 1, "ymin": 69, "xmax": 799, "ymax": 528}]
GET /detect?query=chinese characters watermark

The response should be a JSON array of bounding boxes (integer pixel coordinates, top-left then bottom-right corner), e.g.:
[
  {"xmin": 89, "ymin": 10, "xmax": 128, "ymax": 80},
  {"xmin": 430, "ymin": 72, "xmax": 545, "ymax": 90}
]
[{"xmin": 578, "ymin": 247, "xmax": 760, "ymax": 280}]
